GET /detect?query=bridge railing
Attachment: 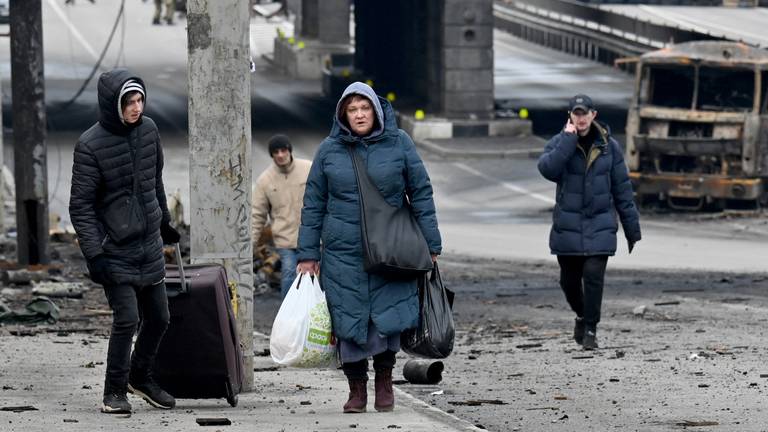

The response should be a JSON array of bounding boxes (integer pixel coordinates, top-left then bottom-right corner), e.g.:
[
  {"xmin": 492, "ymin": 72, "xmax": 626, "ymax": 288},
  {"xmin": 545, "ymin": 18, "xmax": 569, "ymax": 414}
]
[{"xmin": 494, "ymin": 0, "xmax": 725, "ymax": 70}]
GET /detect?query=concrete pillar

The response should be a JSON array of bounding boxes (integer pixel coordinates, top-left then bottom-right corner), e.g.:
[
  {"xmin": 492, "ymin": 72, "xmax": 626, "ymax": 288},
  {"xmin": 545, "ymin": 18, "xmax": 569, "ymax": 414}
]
[
  {"xmin": 442, "ymin": 0, "xmax": 494, "ymax": 119},
  {"xmin": 187, "ymin": 0, "xmax": 254, "ymax": 390},
  {"xmin": 0, "ymin": 79, "xmax": 4, "ymax": 234},
  {"xmin": 318, "ymin": 0, "xmax": 350, "ymax": 45},
  {"xmin": 298, "ymin": 0, "xmax": 318, "ymax": 38},
  {"xmin": 10, "ymin": 0, "xmax": 49, "ymax": 265}
]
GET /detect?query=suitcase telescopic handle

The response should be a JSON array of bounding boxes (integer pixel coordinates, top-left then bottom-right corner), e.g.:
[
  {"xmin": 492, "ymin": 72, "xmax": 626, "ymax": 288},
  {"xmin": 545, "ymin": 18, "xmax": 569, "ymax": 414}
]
[{"xmin": 174, "ymin": 243, "xmax": 189, "ymax": 294}]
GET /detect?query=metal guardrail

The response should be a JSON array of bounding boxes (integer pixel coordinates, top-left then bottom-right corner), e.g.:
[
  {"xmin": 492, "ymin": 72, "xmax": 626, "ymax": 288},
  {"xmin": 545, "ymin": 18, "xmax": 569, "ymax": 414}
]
[{"xmin": 494, "ymin": 0, "xmax": 727, "ymax": 69}]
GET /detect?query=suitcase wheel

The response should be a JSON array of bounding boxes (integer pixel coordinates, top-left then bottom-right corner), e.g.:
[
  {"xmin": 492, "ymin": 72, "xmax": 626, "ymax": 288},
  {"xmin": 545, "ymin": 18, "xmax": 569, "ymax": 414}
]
[
  {"xmin": 225, "ymin": 380, "xmax": 238, "ymax": 407},
  {"xmin": 227, "ymin": 394, "xmax": 238, "ymax": 407}
]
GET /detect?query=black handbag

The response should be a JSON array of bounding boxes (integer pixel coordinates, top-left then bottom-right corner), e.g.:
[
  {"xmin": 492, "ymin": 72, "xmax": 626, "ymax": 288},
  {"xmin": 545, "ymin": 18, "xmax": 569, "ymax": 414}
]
[
  {"xmin": 401, "ymin": 263, "xmax": 455, "ymax": 359},
  {"xmin": 347, "ymin": 146, "xmax": 433, "ymax": 279},
  {"xmin": 102, "ymin": 143, "xmax": 145, "ymax": 244}
]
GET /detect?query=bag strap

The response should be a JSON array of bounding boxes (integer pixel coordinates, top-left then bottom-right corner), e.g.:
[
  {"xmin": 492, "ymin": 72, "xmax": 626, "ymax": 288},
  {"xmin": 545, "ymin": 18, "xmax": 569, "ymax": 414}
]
[
  {"xmin": 346, "ymin": 145, "xmax": 403, "ymax": 204},
  {"xmin": 346, "ymin": 145, "xmax": 374, "ymax": 199}
]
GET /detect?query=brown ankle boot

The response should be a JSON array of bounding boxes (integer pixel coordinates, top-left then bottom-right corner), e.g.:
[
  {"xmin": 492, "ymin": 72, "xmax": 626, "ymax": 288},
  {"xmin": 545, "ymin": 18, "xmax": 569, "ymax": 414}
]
[
  {"xmin": 343, "ymin": 379, "xmax": 367, "ymax": 413},
  {"xmin": 374, "ymin": 368, "xmax": 394, "ymax": 412}
]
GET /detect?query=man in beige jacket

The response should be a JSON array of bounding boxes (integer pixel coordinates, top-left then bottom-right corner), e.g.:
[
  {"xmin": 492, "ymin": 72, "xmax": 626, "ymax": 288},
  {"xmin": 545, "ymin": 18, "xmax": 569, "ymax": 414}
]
[{"xmin": 252, "ymin": 135, "xmax": 312, "ymax": 298}]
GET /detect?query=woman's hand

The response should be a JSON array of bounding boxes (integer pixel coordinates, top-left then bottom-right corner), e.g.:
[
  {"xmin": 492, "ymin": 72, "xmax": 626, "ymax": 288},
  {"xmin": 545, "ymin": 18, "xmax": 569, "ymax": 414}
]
[
  {"xmin": 431, "ymin": 254, "xmax": 438, "ymax": 263},
  {"xmin": 297, "ymin": 260, "xmax": 320, "ymax": 275}
]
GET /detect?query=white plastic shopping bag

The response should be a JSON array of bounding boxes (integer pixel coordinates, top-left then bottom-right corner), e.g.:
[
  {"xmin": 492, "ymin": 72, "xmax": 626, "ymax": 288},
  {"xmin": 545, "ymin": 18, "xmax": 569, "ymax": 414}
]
[{"xmin": 269, "ymin": 273, "xmax": 337, "ymax": 368}]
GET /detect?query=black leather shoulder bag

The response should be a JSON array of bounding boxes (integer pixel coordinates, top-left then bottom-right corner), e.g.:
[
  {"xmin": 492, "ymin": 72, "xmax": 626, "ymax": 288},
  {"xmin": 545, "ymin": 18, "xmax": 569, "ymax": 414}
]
[{"xmin": 347, "ymin": 146, "xmax": 433, "ymax": 279}]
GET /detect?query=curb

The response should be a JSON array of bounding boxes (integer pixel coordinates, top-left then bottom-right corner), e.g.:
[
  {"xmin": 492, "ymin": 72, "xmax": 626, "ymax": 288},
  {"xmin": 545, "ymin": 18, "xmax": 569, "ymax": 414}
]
[{"xmin": 416, "ymin": 138, "xmax": 542, "ymax": 160}]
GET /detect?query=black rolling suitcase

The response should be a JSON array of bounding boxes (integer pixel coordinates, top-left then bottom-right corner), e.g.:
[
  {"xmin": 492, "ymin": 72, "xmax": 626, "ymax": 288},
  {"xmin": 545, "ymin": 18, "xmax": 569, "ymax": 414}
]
[{"xmin": 153, "ymin": 244, "xmax": 244, "ymax": 407}]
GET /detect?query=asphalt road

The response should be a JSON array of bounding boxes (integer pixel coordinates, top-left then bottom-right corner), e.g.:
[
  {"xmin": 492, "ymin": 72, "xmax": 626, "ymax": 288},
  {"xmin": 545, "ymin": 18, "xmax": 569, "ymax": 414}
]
[
  {"xmin": 0, "ymin": 0, "xmax": 765, "ymax": 272},
  {"xmin": 600, "ymin": 4, "xmax": 768, "ymax": 48}
]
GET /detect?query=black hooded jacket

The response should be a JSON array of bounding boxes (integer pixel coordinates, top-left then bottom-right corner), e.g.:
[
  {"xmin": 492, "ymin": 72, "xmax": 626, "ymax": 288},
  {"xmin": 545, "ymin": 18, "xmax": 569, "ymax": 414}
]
[{"xmin": 69, "ymin": 68, "xmax": 171, "ymax": 287}]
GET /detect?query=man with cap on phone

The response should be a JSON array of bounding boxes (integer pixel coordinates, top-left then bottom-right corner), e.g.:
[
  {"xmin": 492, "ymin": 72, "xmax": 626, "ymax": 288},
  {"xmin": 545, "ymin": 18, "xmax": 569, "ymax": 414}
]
[
  {"xmin": 537, "ymin": 94, "xmax": 641, "ymax": 350},
  {"xmin": 251, "ymin": 135, "xmax": 312, "ymax": 298}
]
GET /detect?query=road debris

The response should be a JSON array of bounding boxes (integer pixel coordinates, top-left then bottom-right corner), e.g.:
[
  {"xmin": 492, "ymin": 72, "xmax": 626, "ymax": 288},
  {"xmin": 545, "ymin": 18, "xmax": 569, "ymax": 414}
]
[
  {"xmin": 195, "ymin": 418, "xmax": 232, "ymax": 426},
  {"xmin": 31, "ymin": 282, "xmax": 87, "ymax": 299},
  {"xmin": 676, "ymin": 420, "xmax": 718, "ymax": 427},
  {"xmin": 654, "ymin": 301, "xmax": 680, "ymax": 306},
  {"xmin": 448, "ymin": 399, "xmax": 508, "ymax": 406},
  {"xmin": 0, "ymin": 406, "xmax": 38, "ymax": 413},
  {"xmin": 0, "ymin": 296, "xmax": 60, "ymax": 324},
  {"xmin": 515, "ymin": 343, "xmax": 542, "ymax": 349}
]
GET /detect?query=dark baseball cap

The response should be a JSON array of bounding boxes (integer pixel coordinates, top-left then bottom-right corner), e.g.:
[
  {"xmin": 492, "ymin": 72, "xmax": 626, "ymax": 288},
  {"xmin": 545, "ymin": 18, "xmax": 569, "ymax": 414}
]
[{"xmin": 568, "ymin": 94, "xmax": 595, "ymax": 113}]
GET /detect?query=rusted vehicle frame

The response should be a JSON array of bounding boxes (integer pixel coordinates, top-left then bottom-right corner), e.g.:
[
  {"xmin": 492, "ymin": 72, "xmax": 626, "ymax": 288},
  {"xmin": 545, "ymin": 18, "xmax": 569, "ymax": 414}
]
[{"xmin": 625, "ymin": 41, "xmax": 768, "ymax": 210}]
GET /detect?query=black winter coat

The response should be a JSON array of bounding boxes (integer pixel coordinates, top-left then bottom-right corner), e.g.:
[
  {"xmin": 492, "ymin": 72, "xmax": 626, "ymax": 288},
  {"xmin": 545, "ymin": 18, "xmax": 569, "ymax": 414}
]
[
  {"xmin": 69, "ymin": 69, "xmax": 171, "ymax": 287},
  {"xmin": 538, "ymin": 122, "xmax": 641, "ymax": 256}
]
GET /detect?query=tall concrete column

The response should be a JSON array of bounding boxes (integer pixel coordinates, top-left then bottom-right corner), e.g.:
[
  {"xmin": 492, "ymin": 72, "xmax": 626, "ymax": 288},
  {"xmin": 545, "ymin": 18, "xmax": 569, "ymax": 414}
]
[
  {"xmin": 441, "ymin": 0, "xmax": 494, "ymax": 119},
  {"xmin": 0, "ymin": 79, "xmax": 4, "ymax": 234},
  {"xmin": 298, "ymin": 0, "xmax": 318, "ymax": 38},
  {"xmin": 298, "ymin": 0, "xmax": 348, "ymax": 44},
  {"xmin": 10, "ymin": 0, "xmax": 49, "ymax": 265},
  {"xmin": 187, "ymin": 0, "xmax": 254, "ymax": 390},
  {"xmin": 318, "ymin": 0, "xmax": 350, "ymax": 45}
]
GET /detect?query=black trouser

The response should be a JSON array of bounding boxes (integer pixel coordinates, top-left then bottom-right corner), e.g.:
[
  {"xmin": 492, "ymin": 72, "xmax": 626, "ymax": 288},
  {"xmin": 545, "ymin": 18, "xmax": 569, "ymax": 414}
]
[
  {"xmin": 342, "ymin": 350, "xmax": 397, "ymax": 381},
  {"xmin": 102, "ymin": 282, "xmax": 170, "ymax": 394},
  {"xmin": 557, "ymin": 255, "xmax": 609, "ymax": 329}
]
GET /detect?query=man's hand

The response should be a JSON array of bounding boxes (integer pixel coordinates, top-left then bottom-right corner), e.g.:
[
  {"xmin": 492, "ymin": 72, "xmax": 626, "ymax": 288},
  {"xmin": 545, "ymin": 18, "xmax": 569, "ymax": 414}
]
[
  {"xmin": 297, "ymin": 260, "xmax": 319, "ymax": 275},
  {"xmin": 87, "ymin": 254, "xmax": 112, "ymax": 285},
  {"xmin": 160, "ymin": 222, "xmax": 181, "ymax": 244},
  {"xmin": 564, "ymin": 118, "xmax": 577, "ymax": 134},
  {"xmin": 431, "ymin": 254, "xmax": 438, "ymax": 263}
]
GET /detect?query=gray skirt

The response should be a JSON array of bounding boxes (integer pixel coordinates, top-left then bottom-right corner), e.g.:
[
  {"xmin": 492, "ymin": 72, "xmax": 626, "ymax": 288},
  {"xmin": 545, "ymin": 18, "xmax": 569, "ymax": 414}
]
[{"xmin": 339, "ymin": 320, "xmax": 400, "ymax": 364}]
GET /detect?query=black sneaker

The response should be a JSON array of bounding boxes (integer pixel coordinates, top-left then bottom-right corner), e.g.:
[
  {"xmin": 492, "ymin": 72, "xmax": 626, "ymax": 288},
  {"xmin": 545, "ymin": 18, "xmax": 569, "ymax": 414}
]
[
  {"xmin": 152, "ymin": 18, "xmax": 161, "ymax": 25},
  {"xmin": 128, "ymin": 378, "xmax": 175, "ymax": 409},
  {"xmin": 573, "ymin": 317, "xmax": 585, "ymax": 345},
  {"xmin": 582, "ymin": 329, "xmax": 598, "ymax": 350},
  {"xmin": 102, "ymin": 392, "xmax": 132, "ymax": 414}
]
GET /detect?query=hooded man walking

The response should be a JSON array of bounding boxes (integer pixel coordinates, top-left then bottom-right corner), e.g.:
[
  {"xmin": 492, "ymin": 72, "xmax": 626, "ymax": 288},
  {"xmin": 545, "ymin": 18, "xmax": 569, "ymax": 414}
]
[
  {"xmin": 537, "ymin": 94, "xmax": 641, "ymax": 350},
  {"xmin": 69, "ymin": 68, "xmax": 180, "ymax": 414}
]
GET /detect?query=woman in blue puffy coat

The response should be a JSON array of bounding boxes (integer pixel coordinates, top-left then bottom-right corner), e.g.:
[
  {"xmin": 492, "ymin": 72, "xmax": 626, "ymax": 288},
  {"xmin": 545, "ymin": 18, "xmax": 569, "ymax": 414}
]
[{"xmin": 297, "ymin": 82, "xmax": 441, "ymax": 413}]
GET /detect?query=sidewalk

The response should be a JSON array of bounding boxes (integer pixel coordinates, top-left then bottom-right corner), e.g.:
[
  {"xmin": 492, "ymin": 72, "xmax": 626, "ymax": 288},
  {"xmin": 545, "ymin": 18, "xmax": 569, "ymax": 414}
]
[{"xmin": 0, "ymin": 333, "xmax": 482, "ymax": 432}]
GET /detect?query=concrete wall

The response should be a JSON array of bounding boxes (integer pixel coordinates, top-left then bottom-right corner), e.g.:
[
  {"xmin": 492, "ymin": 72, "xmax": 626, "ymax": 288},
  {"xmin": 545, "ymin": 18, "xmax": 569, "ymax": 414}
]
[
  {"xmin": 353, "ymin": 0, "xmax": 493, "ymax": 119},
  {"xmin": 441, "ymin": 0, "xmax": 494, "ymax": 119}
]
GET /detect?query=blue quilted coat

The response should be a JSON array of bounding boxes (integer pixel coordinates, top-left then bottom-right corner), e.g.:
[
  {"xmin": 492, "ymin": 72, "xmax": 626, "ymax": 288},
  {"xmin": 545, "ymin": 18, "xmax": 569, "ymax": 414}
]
[
  {"xmin": 297, "ymin": 84, "xmax": 442, "ymax": 346},
  {"xmin": 538, "ymin": 123, "xmax": 641, "ymax": 256}
]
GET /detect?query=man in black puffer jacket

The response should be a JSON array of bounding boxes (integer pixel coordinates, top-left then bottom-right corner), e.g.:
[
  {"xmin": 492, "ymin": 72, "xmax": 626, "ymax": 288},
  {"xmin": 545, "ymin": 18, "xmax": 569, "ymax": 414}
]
[
  {"xmin": 538, "ymin": 94, "xmax": 641, "ymax": 351},
  {"xmin": 69, "ymin": 68, "xmax": 181, "ymax": 414}
]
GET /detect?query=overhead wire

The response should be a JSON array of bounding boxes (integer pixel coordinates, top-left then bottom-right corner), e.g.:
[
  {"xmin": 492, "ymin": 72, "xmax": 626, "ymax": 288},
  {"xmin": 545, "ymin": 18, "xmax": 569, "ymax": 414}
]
[
  {"xmin": 48, "ymin": 0, "xmax": 126, "ymax": 210},
  {"xmin": 50, "ymin": 0, "xmax": 126, "ymax": 115}
]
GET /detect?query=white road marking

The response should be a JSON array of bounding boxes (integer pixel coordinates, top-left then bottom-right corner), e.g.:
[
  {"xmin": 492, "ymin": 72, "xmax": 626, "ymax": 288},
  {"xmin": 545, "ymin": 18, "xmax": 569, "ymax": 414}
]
[
  {"xmin": 46, "ymin": 0, "xmax": 100, "ymax": 61},
  {"xmin": 453, "ymin": 162, "xmax": 555, "ymax": 205}
]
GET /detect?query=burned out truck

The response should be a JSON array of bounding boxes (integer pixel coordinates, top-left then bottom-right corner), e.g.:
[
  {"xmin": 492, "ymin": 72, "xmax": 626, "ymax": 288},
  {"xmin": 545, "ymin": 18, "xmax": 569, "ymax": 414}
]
[{"xmin": 625, "ymin": 41, "xmax": 768, "ymax": 210}]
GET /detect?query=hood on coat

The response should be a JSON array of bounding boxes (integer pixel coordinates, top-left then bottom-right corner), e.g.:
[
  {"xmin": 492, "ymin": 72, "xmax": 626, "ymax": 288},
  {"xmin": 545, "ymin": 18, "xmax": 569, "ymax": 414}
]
[
  {"xmin": 331, "ymin": 82, "xmax": 399, "ymax": 141},
  {"xmin": 97, "ymin": 68, "xmax": 146, "ymax": 135},
  {"xmin": 333, "ymin": 81, "xmax": 386, "ymax": 139},
  {"xmin": 591, "ymin": 120, "xmax": 611, "ymax": 148}
]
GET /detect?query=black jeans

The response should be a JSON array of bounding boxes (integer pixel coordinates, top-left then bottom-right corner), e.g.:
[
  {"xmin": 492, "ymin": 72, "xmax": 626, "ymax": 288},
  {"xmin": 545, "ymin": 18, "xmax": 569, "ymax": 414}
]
[
  {"xmin": 342, "ymin": 350, "xmax": 397, "ymax": 381},
  {"xmin": 102, "ymin": 282, "xmax": 170, "ymax": 394},
  {"xmin": 557, "ymin": 255, "xmax": 608, "ymax": 329}
]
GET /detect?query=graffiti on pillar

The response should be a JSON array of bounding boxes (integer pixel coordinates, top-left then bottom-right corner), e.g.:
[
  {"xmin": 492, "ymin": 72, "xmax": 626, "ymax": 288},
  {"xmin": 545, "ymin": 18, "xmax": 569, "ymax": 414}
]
[{"xmin": 226, "ymin": 152, "xmax": 254, "ymax": 294}]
